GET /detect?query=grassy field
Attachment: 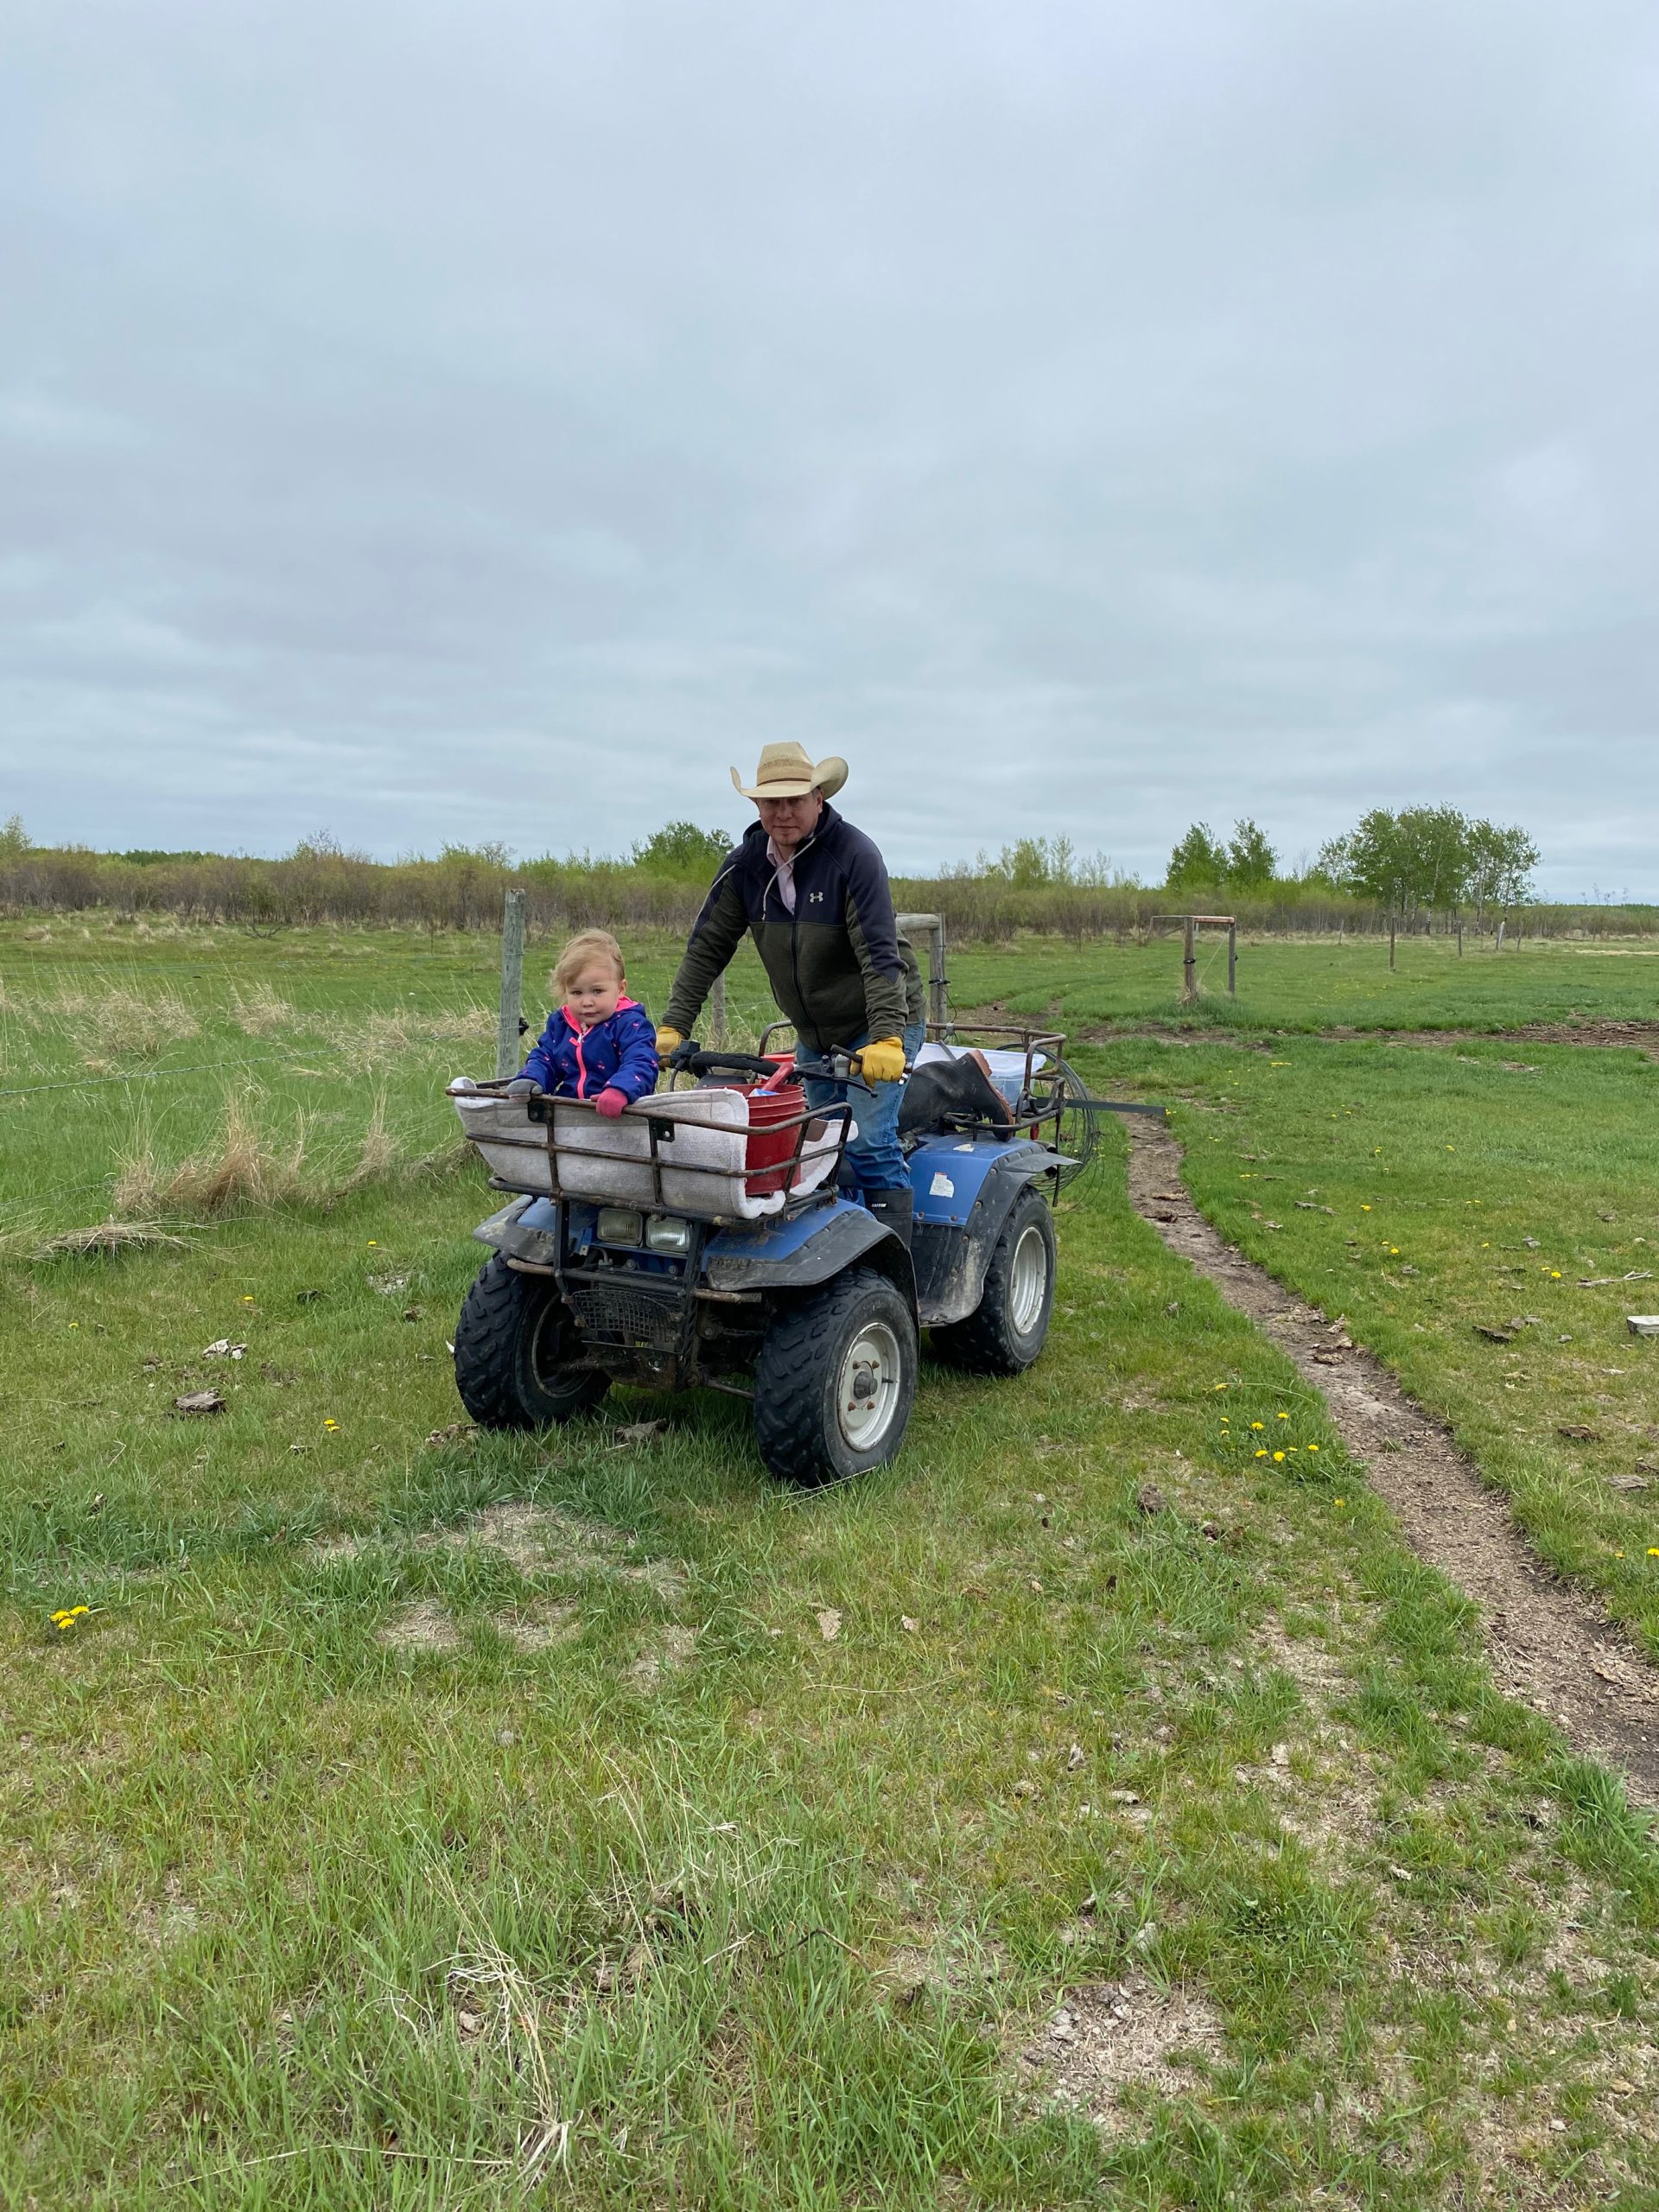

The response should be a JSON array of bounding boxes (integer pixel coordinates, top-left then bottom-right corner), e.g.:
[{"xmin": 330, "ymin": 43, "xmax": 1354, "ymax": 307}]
[
  {"xmin": 950, "ymin": 931, "xmax": 1659, "ymax": 1034},
  {"xmin": 4, "ymin": 919, "xmax": 1659, "ymax": 2206},
  {"xmin": 1076, "ymin": 1031, "xmax": 1659, "ymax": 1658}
]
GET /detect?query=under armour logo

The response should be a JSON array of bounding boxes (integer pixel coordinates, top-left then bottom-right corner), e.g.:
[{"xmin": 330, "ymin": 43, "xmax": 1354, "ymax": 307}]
[{"xmin": 808, "ymin": 891, "xmax": 825, "ymax": 904}]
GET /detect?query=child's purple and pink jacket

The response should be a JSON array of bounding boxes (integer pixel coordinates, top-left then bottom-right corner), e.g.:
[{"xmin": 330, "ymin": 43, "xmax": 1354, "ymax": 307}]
[{"xmin": 516, "ymin": 995, "xmax": 659, "ymax": 1103}]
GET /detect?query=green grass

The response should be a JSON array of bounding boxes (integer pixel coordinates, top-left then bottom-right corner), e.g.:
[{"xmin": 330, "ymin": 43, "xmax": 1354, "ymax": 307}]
[
  {"xmin": 0, "ymin": 921, "xmax": 779, "ymax": 1243},
  {"xmin": 1078, "ymin": 1031, "xmax": 1659, "ymax": 1657},
  {"xmin": 4, "ymin": 920, "xmax": 1659, "ymax": 2203},
  {"xmin": 950, "ymin": 930, "xmax": 1659, "ymax": 1034}
]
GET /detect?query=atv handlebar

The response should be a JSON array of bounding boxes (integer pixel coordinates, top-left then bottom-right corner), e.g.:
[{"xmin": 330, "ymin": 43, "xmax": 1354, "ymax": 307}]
[{"xmin": 667, "ymin": 1041, "xmax": 876, "ymax": 1094}]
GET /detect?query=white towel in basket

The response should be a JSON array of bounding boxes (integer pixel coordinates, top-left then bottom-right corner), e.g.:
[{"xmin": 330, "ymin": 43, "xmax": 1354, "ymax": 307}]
[{"xmin": 453, "ymin": 1087, "xmax": 849, "ymax": 1218}]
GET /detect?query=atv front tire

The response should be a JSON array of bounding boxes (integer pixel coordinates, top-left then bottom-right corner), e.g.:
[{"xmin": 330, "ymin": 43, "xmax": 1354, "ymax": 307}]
[
  {"xmin": 453, "ymin": 1255, "xmax": 609, "ymax": 1429},
  {"xmin": 753, "ymin": 1267, "xmax": 918, "ymax": 1484},
  {"xmin": 930, "ymin": 1184, "xmax": 1055, "ymax": 1375}
]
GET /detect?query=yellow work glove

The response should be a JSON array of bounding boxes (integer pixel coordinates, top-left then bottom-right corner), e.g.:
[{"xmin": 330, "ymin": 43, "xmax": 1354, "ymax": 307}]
[
  {"xmin": 655, "ymin": 1025, "xmax": 684, "ymax": 1058},
  {"xmin": 855, "ymin": 1036, "xmax": 906, "ymax": 1083}
]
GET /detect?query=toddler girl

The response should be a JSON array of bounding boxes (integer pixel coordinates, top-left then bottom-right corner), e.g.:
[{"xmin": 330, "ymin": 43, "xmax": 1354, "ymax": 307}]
[{"xmin": 505, "ymin": 930, "xmax": 658, "ymax": 1118}]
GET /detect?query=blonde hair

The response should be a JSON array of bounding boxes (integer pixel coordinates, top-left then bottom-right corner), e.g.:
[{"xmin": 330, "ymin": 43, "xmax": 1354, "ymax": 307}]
[{"xmin": 552, "ymin": 928, "xmax": 626, "ymax": 995}]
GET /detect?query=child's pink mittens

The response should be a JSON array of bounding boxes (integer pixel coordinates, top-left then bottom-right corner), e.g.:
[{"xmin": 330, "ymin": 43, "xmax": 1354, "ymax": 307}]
[{"xmin": 593, "ymin": 1087, "xmax": 629, "ymax": 1119}]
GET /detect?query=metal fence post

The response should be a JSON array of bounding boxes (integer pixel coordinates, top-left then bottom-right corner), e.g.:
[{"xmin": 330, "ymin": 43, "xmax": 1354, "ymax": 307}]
[{"xmin": 496, "ymin": 888, "xmax": 526, "ymax": 1078}]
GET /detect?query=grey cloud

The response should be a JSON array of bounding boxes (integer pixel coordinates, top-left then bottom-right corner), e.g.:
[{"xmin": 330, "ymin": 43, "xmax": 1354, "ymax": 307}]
[{"xmin": 2, "ymin": 0, "xmax": 1656, "ymax": 894}]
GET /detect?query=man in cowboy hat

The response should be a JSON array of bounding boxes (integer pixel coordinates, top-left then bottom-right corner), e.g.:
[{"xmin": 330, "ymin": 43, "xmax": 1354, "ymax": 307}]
[{"xmin": 657, "ymin": 742, "xmax": 925, "ymax": 1247}]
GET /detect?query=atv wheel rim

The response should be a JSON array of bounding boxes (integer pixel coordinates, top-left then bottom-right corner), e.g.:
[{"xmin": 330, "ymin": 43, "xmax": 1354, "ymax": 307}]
[
  {"xmin": 1008, "ymin": 1223, "xmax": 1049, "ymax": 1336},
  {"xmin": 836, "ymin": 1319, "xmax": 904, "ymax": 1452},
  {"xmin": 526, "ymin": 1297, "xmax": 566, "ymax": 1389}
]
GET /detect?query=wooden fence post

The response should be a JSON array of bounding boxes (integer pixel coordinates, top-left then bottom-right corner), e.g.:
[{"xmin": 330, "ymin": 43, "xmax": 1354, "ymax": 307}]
[
  {"xmin": 1389, "ymin": 913, "xmax": 1396, "ymax": 971},
  {"xmin": 1182, "ymin": 916, "xmax": 1197, "ymax": 1001},
  {"xmin": 496, "ymin": 888, "xmax": 526, "ymax": 1078},
  {"xmin": 709, "ymin": 971, "xmax": 728, "ymax": 1046},
  {"xmin": 1227, "ymin": 922, "xmax": 1237, "ymax": 997},
  {"xmin": 897, "ymin": 912, "xmax": 949, "ymax": 1029}
]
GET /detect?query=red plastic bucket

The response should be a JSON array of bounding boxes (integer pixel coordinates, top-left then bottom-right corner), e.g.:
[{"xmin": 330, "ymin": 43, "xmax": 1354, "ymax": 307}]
[{"xmin": 744, "ymin": 1058, "xmax": 803, "ymax": 1198}]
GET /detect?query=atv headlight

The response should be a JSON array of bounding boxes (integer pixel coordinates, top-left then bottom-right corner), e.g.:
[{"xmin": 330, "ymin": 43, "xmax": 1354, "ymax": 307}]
[
  {"xmin": 645, "ymin": 1215, "xmax": 692, "ymax": 1255},
  {"xmin": 595, "ymin": 1206, "xmax": 643, "ymax": 1246}
]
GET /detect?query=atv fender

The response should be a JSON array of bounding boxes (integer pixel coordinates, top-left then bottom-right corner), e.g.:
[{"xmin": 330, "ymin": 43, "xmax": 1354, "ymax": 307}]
[
  {"xmin": 911, "ymin": 1145, "xmax": 1058, "ymax": 1329},
  {"xmin": 472, "ymin": 1193, "xmax": 562, "ymax": 1268},
  {"xmin": 704, "ymin": 1198, "xmax": 914, "ymax": 1306}
]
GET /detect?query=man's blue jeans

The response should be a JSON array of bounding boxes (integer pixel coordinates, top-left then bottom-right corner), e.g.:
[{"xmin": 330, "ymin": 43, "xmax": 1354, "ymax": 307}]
[{"xmin": 801, "ymin": 1020, "xmax": 926, "ymax": 1195}]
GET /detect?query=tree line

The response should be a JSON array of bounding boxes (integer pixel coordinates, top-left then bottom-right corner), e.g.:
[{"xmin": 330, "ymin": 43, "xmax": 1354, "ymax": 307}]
[
  {"xmin": 1166, "ymin": 806, "xmax": 1541, "ymax": 927},
  {"xmin": 2, "ymin": 808, "xmax": 1642, "ymax": 944}
]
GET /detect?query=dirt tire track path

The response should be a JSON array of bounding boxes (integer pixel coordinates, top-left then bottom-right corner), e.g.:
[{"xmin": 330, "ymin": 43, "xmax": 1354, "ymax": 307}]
[{"xmin": 1124, "ymin": 1116, "xmax": 1659, "ymax": 1808}]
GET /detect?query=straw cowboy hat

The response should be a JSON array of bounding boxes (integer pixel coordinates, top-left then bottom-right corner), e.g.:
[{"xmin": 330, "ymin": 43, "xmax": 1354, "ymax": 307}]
[{"xmin": 730, "ymin": 741, "xmax": 849, "ymax": 802}]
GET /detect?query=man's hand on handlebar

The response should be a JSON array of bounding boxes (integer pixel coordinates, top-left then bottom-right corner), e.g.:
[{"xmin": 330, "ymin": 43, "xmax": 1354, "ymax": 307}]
[
  {"xmin": 655, "ymin": 1025, "xmax": 684, "ymax": 1058},
  {"xmin": 852, "ymin": 1037, "xmax": 906, "ymax": 1084}
]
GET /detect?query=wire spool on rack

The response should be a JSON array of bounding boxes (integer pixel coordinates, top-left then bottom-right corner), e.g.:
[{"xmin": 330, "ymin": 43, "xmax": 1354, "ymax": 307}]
[{"xmin": 1046, "ymin": 1059, "xmax": 1103, "ymax": 1191}]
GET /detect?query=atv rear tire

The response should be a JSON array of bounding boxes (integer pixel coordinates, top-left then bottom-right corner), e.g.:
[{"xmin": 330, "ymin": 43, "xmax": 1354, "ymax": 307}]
[
  {"xmin": 453, "ymin": 1255, "xmax": 609, "ymax": 1429},
  {"xmin": 930, "ymin": 1184, "xmax": 1055, "ymax": 1375},
  {"xmin": 753, "ymin": 1267, "xmax": 918, "ymax": 1484}
]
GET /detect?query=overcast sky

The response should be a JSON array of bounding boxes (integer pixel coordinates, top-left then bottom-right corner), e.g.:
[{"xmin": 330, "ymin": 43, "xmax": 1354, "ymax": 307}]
[{"xmin": 3, "ymin": 2, "xmax": 1656, "ymax": 896}]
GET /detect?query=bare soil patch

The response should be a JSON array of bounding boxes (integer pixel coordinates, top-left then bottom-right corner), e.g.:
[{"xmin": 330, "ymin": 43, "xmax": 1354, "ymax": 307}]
[
  {"xmin": 315, "ymin": 1501, "xmax": 626, "ymax": 1577},
  {"xmin": 1126, "ymin": 1117, "xmax": 1659, "ymax": 1808},
  {"xmin": 622, "ymin": 1625, "xmax": 698, "ymax": 1689},
  {"xmin": 501, "ymin": 1600, "xmax": 582, "ymax": 1652},
  {"xmin": 1016, "ymin": 1973, "xmax": 1227, "ymax": 2131},
  {"xmin": 378, "ymin": 1599, "xmax": 461, "ymax": 1651}
]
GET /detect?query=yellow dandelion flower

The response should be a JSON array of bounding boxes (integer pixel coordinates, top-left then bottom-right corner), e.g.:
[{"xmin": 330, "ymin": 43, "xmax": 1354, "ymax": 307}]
[
  {"xmin": 1335, "ymin": 1497, "xmax": 1346, "ymax": 1508},
  {"xmin": 1306, "ymin": 1444, "xmax": 1319, "ymax": 1453},
  {"xmin": 1273, "ymin": 1450, "xmax": 1286, "ymax": 1461},
  {"xmin": 1277, "ymin": 1411, "xmax": 1289, "ymax": 1421},
  {"xmin": 1251, "ymin": 1421, "xmax": 1265, "ymax": 1431},
  {"xmin": 1649, "ymin": 1548, "xmax": 1659, "ymax": 1559},
  {"xmin": 1361, "ymin": 1204, "xmax": 1371, "ymax": 1211},
  {"xmin": 1550, "ymin": 1271, "xmax": 1561, "ymax": 1280},
  {"xmin": 1255, "ymin": 1449, "xmax": 1268, "ymax": 1459}
]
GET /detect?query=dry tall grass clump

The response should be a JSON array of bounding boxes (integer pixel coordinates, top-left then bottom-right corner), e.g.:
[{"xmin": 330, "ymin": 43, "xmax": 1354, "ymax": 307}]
[
  {"xmin": 229, "ymin": 983, "xmax": 297, "ymax": 1036},
  {"xmin": 325, "ymin": 1006, "xmax": 495, "ymax": 1068},
  {"xmin": 35, "ymin": 1220, "xmax": 190, "ymax": 1260},
  {"xmin": 349, "ymin": 1090, "xmax": 398, "ymax": 1186},
  {"xmin": 116, "ymin": 1091, "xmax": 315, "ymax": 1217},
  {"xmin": 47, "ymin": 984, "xmax": 200, "ymax": 1060},
  {"xmin": 112, "ymin": 1086, "xmax": 415, "ymax": 1218}
]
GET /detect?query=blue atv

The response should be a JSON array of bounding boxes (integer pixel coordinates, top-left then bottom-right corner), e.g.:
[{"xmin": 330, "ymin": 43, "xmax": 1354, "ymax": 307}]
[{"xmin": 450, "ymin": 1033, "xmax": 1096, "ymax": 1484}]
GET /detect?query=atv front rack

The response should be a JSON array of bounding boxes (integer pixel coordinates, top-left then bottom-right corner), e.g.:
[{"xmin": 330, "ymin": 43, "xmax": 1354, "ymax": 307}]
[{"xmin": 452, "ymin": 1080, "xmax": 854, "ymax": 1225}]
